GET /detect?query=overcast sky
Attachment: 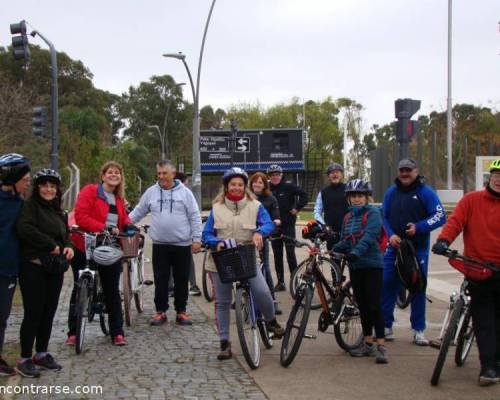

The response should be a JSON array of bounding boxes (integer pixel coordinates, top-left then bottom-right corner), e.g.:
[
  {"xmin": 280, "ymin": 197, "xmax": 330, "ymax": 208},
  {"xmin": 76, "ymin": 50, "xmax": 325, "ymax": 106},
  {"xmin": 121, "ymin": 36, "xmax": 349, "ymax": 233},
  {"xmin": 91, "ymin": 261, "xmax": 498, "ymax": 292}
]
[{"xmin": 1, "ymin": 0, "xmax": 499, "ymax": 129}]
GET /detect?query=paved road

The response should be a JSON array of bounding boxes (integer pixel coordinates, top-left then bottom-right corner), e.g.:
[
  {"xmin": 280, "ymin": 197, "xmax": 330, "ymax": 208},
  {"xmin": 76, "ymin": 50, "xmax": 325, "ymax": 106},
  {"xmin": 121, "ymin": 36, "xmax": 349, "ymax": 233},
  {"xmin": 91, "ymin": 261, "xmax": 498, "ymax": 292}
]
[{"xmin": 1, "ymin": 228, "xmax": 499, "ymax": 399}]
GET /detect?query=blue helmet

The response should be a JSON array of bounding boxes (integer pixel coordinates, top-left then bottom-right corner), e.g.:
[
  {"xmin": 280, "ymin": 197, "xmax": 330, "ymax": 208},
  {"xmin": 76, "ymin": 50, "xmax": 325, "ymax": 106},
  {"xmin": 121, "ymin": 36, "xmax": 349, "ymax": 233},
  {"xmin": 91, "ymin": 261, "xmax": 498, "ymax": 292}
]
[
  {"xmin": 266, "ymin": 164, "xmax": 283, "ymax": 174},
  {"xmin": 345, "ymin": 179, "xmax": 372, "ymax": 195},
  {"xmin": 0, "ymin": 153, "xmax": 31, "ymax": 185},
  {"xmin": 223, "ymin": 167, "xmax": 248, "ymax": 185}
]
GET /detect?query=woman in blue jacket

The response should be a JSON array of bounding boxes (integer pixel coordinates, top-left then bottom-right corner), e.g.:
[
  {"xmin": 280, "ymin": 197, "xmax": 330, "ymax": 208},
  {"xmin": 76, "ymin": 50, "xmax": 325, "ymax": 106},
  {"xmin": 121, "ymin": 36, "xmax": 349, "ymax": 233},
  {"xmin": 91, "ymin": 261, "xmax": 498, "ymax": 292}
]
[{"xmin": 334, "ymin": 179, "xmax": 388, "ymax": 363}]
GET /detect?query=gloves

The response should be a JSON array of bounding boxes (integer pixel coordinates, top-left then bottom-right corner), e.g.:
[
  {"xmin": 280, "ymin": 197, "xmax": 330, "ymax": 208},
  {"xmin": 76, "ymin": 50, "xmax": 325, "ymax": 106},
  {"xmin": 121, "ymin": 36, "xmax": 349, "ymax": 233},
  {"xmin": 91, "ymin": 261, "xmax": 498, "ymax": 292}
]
[
  {"xmin": 432, "ymin": 239, "xmax": 449, "ymax": 255},
  {"xmin": 345, "ymin": 252, "xmax": 359, "ymax": 263}
]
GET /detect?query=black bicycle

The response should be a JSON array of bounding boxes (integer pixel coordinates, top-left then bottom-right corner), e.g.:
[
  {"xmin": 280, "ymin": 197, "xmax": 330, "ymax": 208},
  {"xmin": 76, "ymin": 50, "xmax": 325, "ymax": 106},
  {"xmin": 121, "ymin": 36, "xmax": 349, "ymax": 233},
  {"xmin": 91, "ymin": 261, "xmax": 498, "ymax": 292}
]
[
  {"xmin": 280, "ymin": 235, "xmax": 362, "ymax": 367},
  {"xmin": 430, "ymin": 249, "xmax": 500, "ymax": 386}
]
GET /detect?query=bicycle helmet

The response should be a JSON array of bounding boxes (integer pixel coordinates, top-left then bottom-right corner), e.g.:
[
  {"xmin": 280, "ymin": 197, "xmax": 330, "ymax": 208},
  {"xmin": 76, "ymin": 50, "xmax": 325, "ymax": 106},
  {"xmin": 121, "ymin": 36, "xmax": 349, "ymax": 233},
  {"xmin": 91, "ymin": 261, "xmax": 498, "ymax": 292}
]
[
  {"xmin": 489, "ymin": 159, "xmax": 500, "ymax": 173},
  {"xmin": 266, "ymin": 164, "xmax": 283, "ymax": 174},
  {"xmin": 92, "ymin": 245, "xmax": 123, "ymax": 266},
  {"xmin": 222, "ymin": 167, "xmax": 248, "ymax": 185},
  {"xmin": 0, "ymin": 153, "xmax": 31, "ymax": 185},
  {"xmin": 345, "ymin": 179, "xmax": 372, "ymax": 195},
  {"xmin": 326, "ymin": 162, "xmax": 344, "ymax": 175},
  {"xmin": 33, "ymin": 168, "xmax": 61, "ymax": 186}
]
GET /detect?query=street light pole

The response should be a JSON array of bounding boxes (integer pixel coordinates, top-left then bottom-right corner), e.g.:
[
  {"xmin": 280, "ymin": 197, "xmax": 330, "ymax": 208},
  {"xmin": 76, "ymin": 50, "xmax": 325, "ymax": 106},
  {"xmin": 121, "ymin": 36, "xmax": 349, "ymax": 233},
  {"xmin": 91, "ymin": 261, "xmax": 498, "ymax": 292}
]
[
  {"xmin": 160, "ymin": 82, "xmax": 185, "ymax": 159},
  {"xmin": 446, "ymin": 0, "xmax": 453, "ymax": 190},
  {"xmin": 147, "ymin": 125, "xmax": 165, "ymax": 160},
  {"xmin": 163, "ymin": 0, "xmax": 217, "ymax": 210}
]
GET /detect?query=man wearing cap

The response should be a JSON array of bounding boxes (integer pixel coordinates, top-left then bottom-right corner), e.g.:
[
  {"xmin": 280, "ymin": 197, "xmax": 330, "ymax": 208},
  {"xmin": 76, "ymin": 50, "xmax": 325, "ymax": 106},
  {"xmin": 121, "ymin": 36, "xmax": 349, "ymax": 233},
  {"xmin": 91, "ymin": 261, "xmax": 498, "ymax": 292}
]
[
  {"xmin": 267, "ymin": 164, "xmax": 308, "ymax": 291},
  {"xmin": 314, "ymin": 163, "xmax": 349, "ymax": 250},
  {"xmin": 381, "ymin": 159, "xmax": 445, "ymax": 345}
]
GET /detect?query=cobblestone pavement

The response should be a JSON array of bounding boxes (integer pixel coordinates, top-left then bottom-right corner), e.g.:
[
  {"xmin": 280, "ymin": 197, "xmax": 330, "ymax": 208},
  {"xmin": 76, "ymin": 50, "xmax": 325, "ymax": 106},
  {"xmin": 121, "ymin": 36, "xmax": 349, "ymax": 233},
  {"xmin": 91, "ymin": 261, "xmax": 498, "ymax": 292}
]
[{"xmin": 0, "ymin": 265, "xmax": 267, "ymax": 400}]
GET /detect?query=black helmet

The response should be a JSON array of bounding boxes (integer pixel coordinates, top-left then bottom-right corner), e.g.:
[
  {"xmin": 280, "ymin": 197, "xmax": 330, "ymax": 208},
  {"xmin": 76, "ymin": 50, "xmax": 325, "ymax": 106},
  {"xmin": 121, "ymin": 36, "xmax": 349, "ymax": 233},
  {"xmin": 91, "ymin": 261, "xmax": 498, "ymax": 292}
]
[
  {"xmin": 266, "ymin": 164, "xmax": 283, "ymax": 174},
  {"xmin": 0, "ymin": 153, "xmax": 31, "ymax": 185},
  {"xmin": 33, "ymin": 169, "xmax": 62, "ymax": 186},
  {"xmin": 326, "ymin": 163, "xmax": 344, "ymax": 175},
  {"xmin": 222, "ymin": 167, "xmax": 248, "ymax": 185},
  {"xmin": 345, "ymin": 179, "xmax": 372, "ymax": 195}
]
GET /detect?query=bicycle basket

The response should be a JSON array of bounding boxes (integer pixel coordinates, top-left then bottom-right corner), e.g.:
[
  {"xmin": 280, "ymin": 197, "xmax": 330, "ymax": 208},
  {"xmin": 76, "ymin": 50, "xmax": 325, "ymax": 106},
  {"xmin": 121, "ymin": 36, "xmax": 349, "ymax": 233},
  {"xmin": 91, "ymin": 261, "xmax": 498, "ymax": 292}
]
[
  {"xmin": 120, "ymin": 233, "xmax": 140, "ymax": 258},
  {"xmin": 212, "ymin": 244, "xmax": 257, "ymax": 283}
]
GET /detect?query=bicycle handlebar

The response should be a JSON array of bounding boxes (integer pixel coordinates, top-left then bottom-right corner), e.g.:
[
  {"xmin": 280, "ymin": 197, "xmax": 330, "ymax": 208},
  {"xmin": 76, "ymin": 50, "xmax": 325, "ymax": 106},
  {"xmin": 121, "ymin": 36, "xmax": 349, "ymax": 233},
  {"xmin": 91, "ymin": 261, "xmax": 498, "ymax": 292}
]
[{"xmin": 441, "ymin": 249, "xmax": 500, "ymax": 272}]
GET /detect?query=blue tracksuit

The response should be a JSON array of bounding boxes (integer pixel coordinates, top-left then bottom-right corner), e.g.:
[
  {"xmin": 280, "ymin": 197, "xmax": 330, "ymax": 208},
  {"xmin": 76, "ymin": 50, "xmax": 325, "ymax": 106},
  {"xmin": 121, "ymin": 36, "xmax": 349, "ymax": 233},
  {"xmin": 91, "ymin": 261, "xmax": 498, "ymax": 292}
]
[{"xmin": 381, "ymin": 177, "xmax": 445, "ymax": 331}]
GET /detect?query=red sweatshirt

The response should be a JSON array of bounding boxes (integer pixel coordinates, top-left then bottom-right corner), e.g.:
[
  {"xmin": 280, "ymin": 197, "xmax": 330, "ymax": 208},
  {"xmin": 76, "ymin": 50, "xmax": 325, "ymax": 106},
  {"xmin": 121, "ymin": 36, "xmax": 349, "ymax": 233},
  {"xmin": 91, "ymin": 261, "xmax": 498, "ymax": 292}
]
[{"xmin": 438, "ymin": 189, "xmax": 500, "ymax": 264}]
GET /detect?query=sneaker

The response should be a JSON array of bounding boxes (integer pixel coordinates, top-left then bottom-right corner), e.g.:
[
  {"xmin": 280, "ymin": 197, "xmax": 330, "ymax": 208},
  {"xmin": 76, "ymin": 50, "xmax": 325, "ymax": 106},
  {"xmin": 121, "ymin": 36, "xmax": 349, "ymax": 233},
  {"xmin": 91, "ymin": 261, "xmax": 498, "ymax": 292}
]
[
  {"xmin": 274, "ymin": 282, "xmax": 286, "ymax": 292},
  {"xmin": 0, "ymin": 358, "xmax": 16, "ymax": 376},
  {"xmin": 150, "ymin": 312, "xmax": 167, "ymax": 326},
  {"xmin": 217, "ymin": 340, "xmax": 232, "ymax": 360},
  {"xmin": 413, "ymin": 330, "xmax": 429, "ymax": 346},
  {"xmin": 33, "ymin": 354, "xmax": 62, "ymax": 371},
  {"xmin": 65, "ymin": 335, "xmax": 77, "ymax": 346},
  {"xmin": 429, "ymin": 338, "xmax": 442, "ymax": 349},
  {"xmin": 266, "ymin": 319, "xmax": 285, "ymax": 339},
  {"xmin": 176, "ymin": 312, "xmax": 193, "ymax": 326},
  {"xmin": 376, "ymin": 345, "xmax": 389, "ymax": 364},
  {"xmin": 349, "ymin": 342, "xmax": 376, "ymax": 357},
  {"xmin": 112, "ymin": 335, "xmax": 127, "ymax": 346},
  {"xmin": 15, "ymin": 359, "xmax": 40, "ymax": 378},
  {"xmin": 274, "ymin": 301, "xmax": 283, "ymax": 316},
  {"xmin": 478, "ymin": 367, "xmax": 500, "ymax": 386},
  {"xmin": 189, "ymin": 285, "xmax": 202, "ymax": 296},
  {"xmin": 384, "ymin": 327, "xmax": 395, "ymax": 341}
]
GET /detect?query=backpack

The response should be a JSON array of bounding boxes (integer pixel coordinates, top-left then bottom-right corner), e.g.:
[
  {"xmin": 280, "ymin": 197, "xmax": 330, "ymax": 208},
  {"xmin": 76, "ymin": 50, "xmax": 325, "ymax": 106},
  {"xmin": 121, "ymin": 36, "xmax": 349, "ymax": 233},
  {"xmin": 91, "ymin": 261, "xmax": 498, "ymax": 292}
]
[
  {"xmin": 342, "ymin": 210, "xmax": 388, "ymax": 253},
  {"xmin": 395, "ymin": 239, "xmax": 427, "ymax": 294}
]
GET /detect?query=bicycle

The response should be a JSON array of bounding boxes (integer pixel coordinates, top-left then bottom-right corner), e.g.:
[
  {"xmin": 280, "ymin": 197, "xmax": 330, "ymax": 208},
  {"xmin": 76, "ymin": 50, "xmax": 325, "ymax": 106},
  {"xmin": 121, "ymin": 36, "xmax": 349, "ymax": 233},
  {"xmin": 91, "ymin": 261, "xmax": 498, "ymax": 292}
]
[
  {"xmin": 289, "ymin": 228, "xmax": 339, "ymax": 310},
  {"xmin": 430, "ymin": 249, "xmax": 500, "ymax": 386},
  {"xmin": 280, "ymin": 235, "xmax": 363, "ymax": 367},
  {"xmin": 201, "ymin": 245, "xmax": 215, "ymax": 302},
  {"xmin": 121, "ymin": 224, "xmax": 153, "ymax": 326},
  {"xmin": 72, "ymin": 227, "xmax": 131, "ymax": 354},
  {"xmin": 212, "ymin": 243, "xmax": 273, "ymax": 369},
  {"xmin": 396, "ymin": 287, "xmax": 411, "ymax": 309}
]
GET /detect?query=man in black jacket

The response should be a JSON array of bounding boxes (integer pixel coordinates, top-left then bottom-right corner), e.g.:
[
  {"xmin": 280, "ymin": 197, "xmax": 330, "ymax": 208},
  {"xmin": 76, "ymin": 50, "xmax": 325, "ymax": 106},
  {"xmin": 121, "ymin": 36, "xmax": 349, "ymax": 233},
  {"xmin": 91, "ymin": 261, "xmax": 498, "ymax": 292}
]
[
  {"xmin": 267, "ymin": 165, "xmax": 308, "ymax": 291},
  {"xmin": 313, "ymin": 163, "xmax": 349, "ymax": 250}
]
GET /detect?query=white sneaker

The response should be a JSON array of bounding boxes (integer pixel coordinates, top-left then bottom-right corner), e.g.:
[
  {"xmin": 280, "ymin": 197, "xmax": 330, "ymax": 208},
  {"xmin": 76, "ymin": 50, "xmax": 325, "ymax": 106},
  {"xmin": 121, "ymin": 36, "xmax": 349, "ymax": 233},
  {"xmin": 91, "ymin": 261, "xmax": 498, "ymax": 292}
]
[
  {"xmin": 384, "ymin": 327, "xmax": 395, "ymax": 341},
  {"xmin": 413, "ymin": 330, "xmax": 429, "ymax": 346}
]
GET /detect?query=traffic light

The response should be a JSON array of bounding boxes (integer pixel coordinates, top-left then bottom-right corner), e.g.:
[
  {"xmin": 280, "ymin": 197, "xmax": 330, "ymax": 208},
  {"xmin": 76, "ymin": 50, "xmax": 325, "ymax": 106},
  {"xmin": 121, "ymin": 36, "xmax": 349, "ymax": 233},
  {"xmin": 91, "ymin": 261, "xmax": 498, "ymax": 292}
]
[
  {"xmin": 10, "ymin": 20, "xmax": 30, "ymax": 61},
  {"xmin": 32, "ymin": 106, "xmax": 48, "ymax": 137}
]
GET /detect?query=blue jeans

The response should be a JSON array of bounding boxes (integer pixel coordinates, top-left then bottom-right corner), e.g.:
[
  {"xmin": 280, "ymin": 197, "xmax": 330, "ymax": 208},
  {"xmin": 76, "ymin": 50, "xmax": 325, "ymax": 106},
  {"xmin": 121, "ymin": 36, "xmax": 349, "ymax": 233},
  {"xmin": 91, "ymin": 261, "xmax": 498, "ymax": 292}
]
[{"xmin": 381, "ymin": 245, "xmax": 429, "ymax": 332}]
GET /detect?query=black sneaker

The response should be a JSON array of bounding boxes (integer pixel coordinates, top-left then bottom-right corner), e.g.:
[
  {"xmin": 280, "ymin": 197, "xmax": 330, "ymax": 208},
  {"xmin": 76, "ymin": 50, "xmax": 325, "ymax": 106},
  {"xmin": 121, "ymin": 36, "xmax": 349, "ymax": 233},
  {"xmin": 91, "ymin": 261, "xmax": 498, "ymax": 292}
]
[
  {"xmin": 274, "ymin": 282, "xmax": 286, "ymax": 292},
  {"xmin": 189, "ymin": 285, "xmax": 202, "ymax": 296},
  {"xmin": 15, "ymin": 359, "xmax": 40, "ymax": 378},
  {"xmin": 478, "ymin": 367, "xmax": 500, "ymax": 386},
  {"xmin": 217, "ymin": 340, "xmax": 232, "ymax": 360},
  {"xmin": 349, "ymin": 343, "xmax": 376, "ymax": 357},
  {"xmin": 274, "ymin": 301, "xmax": 283, "ymax": 316},
  {"xmin": 0, "ymin": 358, "xmax": 15, "ymax": 376},
  {"xmin": 266, "ymin": 319, "xmax": 285, "ymax": 339},
  {"xmin": 33, "ymin": 354, "xmax": 62, "ymax": 371}
]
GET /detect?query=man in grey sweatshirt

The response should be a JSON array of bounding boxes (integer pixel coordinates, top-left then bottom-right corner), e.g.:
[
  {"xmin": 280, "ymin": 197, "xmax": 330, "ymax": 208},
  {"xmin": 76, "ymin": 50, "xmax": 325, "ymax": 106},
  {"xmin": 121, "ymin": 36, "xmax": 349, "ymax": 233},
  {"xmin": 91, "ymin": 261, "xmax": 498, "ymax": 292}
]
[{"xmin": 130, "ymin": 160, "xmax": 202, "ymax": 326}]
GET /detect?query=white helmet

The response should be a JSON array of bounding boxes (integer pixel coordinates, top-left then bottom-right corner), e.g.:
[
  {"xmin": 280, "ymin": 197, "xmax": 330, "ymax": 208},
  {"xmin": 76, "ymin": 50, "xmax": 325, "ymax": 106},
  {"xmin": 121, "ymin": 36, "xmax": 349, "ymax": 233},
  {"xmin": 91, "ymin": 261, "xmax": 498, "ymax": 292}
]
[{"xmin": 92, "ymin": 245, "xmax": 123, "ymax": 266}]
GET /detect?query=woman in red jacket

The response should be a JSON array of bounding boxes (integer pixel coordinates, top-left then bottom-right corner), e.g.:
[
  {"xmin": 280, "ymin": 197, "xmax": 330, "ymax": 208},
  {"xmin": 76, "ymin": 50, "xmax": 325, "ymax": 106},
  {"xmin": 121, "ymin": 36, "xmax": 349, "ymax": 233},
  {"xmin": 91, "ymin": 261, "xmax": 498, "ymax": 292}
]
[{"xmin": 66, "ymin": 161, "xmax": 131, "ymax": 346}]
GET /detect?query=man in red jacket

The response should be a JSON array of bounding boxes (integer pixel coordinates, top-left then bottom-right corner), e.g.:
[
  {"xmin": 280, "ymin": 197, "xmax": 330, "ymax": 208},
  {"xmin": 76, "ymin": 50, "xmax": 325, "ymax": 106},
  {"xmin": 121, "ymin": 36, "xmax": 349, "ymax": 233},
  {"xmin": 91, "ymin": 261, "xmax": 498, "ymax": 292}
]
[{"xmin": 432, "ymin": 158, "xmax": 500, "ymax": 386}]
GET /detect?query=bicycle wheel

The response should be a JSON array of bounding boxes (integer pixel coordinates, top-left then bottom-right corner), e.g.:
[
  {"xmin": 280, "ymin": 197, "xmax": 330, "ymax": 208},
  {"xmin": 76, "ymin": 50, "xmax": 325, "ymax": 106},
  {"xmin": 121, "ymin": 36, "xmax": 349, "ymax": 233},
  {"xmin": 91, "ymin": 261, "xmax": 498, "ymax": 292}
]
[
  {"xmin": 396, "ymin": 287, "xmax": 411, "ymax": 309},
  {"xmin": 99, "ymin": 311, "xmax": 109, "ymax": 336},
  {"xmin": 334, "ymin": 282, "xmax": 363, "ymax": 351},
  {"xmin": 257, "ymin": 318, "xmax": 273, "ymax": 349},
  {"xmin": 75, "ymin": 277, "xmax": 90, "ymax": 355},
  {"xmin": 290, "ymin": 257, "xmax": 340, "ymax": 310},
  {"xmin": 455, "ymin": 308, "xmax": 474, "ymax": 367},
  {"xmin": 202, "ymin": 252, "xmax": 214, "ymax": 302},
  {"xmin": 430, "ymin": 297, "xmax": 464, "ymax": 386},
  {"xmin": 280, "ymin": 284, "xmax": 312, "ymax": 367},
  {"xmin": 96, "ymin": 288, "xmax": 109, "ymax": 336},
  {"xmin": 122, "ymin": 260, "xmax": 133, "ymax": 326},
  {"xmin": 133, "ymin": 253, "xmax": 145, "ymax": 313},
  {"xmin": 235, "ymin": 287, "xmax": 260, "ymax": 369}
]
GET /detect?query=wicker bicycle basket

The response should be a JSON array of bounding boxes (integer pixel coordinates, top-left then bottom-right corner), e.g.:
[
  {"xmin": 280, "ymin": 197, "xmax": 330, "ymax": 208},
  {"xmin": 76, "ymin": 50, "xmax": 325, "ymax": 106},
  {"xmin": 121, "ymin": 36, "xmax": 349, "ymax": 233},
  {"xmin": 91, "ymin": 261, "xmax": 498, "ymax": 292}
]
[
  {"xmin": 212, "ymin": 244, "xmax": 257, "ymax": 284},
  {"xmin": 120, "ymin": 233, "xmax": 141, "ymax": 258}
]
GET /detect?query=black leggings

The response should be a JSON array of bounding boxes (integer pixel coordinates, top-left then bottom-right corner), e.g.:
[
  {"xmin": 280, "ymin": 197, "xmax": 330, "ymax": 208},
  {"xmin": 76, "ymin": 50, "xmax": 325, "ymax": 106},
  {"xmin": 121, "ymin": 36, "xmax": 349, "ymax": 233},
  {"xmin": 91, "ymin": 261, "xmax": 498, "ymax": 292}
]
[
  {"xmin": 0, "ymin": 276, "xmax": 17, "ymax": 356},
  {"xmin": 350, "ymin": 268, "xmax": 385, "ymax": 339},
  {"xmin": 19, "ymin": 262, "xmax": 64, "ymax": 358},
  {"xmin": 271, "ymin": 224, "xmax": 298, "ymax": 283},
  {"xmin": 68, "ymin": 249, "xmax": 124, "ymax": 337}
]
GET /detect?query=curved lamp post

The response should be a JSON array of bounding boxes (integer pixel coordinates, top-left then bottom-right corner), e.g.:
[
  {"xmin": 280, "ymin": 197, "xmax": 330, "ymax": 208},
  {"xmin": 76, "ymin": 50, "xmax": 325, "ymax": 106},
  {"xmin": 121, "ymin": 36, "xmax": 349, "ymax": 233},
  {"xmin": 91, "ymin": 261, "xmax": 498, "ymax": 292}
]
[{"xmin": 163, "ymin": 0, "xmax": 217, "ymax": 210}]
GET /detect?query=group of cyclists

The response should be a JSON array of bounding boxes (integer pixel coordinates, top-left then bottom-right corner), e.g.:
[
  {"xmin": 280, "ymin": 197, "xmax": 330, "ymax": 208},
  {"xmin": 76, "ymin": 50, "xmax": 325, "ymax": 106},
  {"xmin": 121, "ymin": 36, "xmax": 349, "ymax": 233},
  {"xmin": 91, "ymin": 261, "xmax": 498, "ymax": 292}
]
[{"xmin": 0, "ymin": 150, "xmax": 499, "ymax": 387}]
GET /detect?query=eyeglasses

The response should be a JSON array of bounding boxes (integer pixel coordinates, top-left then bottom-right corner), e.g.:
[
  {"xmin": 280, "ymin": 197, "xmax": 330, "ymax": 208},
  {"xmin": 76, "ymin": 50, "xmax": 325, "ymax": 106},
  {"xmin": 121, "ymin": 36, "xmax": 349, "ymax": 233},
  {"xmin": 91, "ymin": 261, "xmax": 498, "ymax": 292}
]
[{"xmin": 490, "ymin": 173, "xmax": 500, "ymax": 180}]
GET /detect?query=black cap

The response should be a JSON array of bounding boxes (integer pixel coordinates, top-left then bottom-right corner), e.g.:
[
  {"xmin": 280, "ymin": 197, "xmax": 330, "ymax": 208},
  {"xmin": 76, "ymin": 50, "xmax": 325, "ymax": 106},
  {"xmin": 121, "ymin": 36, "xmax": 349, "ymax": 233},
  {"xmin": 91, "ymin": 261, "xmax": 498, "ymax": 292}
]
[{"xmin": 398, "ymin": 159, "xmax": 417, "ymax": 170}]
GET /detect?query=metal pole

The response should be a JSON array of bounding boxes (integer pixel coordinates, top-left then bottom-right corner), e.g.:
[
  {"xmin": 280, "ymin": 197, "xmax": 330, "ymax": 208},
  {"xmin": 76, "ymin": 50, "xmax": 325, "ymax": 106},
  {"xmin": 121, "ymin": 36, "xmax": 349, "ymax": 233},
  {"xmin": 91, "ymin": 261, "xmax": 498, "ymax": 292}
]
[
  {"xmin": 463, "ymin": 134, "xmax": 468, "ymax": 192},
  {"xmin": 191, "ymin": 0, "xmax": 217, "ymax": 210},
  {"xmin": 446, "ymin": 0, "xmax": 453, "ymax": 189},
  {"xmin": 32, "ymin": 30, "xmax": 58, "ymax": 170}
]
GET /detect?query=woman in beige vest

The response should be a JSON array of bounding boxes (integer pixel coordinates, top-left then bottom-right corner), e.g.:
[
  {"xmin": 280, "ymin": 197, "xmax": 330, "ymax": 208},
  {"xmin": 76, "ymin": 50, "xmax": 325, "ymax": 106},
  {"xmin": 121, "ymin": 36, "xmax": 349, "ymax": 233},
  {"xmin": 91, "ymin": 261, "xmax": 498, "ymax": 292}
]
[{"xmin": 202, "ymin": 168, "xmax": 285, "ymax": 360}]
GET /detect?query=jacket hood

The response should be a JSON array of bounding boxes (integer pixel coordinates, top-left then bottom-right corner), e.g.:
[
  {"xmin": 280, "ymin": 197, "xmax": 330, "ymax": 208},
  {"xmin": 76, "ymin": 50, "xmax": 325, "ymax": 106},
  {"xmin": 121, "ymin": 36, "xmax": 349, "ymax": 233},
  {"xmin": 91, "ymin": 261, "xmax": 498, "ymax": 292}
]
[{"xmin": 395, "ymin": 175, "xmax": 425, "ymax": 193}]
